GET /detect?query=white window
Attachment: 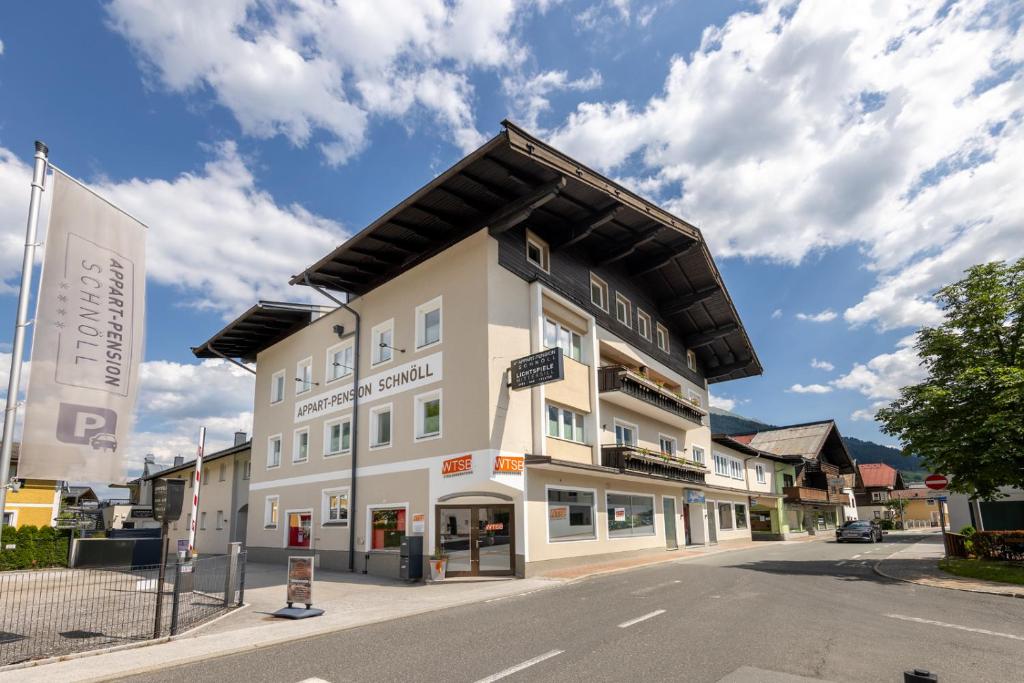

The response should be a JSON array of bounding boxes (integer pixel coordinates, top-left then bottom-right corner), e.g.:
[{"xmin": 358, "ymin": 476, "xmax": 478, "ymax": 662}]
[
  {"xmin": 293, "ymin": 428, "xmax": 309, "ymax": 463},
  {"xmin": 656, "ymin": 323, "xmax": 670, "ymax": 352},
  {"xmin": 296, "ymin": 357, "xmax": 313, "ymax": 395},
  {"xmin": 755, "ymin": 463, "xmax": 766, "ymax": 484},
  {"xmin": 659, "ymin": 435, "xmax": 676, "ymax": 456},
  {"xmin": 692, "ymin": 444, "xmax": 706, "ymax": 465},
  {"xmin": 218, "ymin": 463, "xmax": 226, "ymax": 482},
  {"xmin": 327, "ymin": 341, "xmax": 354, "ymax": 382},
  {"xmin": 547, "ymin": 487, "xmax": 596, "ymax": 542},
  {"xmin": 200, "ymin": 511, "xmax": 207, "ymax": 530},
  {"xmin": 729, "ymin": 459, "xmax": 744, "ymax": 480},
  {"xmin": 637, "ymin": 310, "xmax": 652, "ymax": 341},
  {"xmin": 242, "ymin": 460, "xmax": 251, "ymax": 480},
  {"xmin": 415, "ymin": 390, "xmax": 442, "ymax": 440},
  {"xmin": 216, "ymin": 510, "xmax": 224, "ymax": 530},
  {"xmin": 415, "ymin": 297, "xmax": 443, "ymax": 349},
  {"xmin": 614, "ymin": 420, "xmax": 638, "ymax": 446},
  {"xmin": 526, "ymin": 232, "xmax": 550, "ymax": 272},
  {"xmin": 687, "ymin": 389, "xmax": 703, "ymax": 408},
  {"xmin": 270, "ymin": 369, "xmax": 285, "ymax": 404},
  {"xmin": 370, "ymin": 403, "xmax": 393, "ymax": 449},
  {"xmin": 372, "ymin": 319, "xmax": 395, "ymax": 366},
  {"xmin": 324, "ymin": 416, "xmax": 352, "ymax": 456},
  {"xmin": 546, "ymin": 404, "xmax": 585, "ymax": 443},
  {"xmin": 322, "ymin": 488, "xmax": 349, "ymax": 526},
  {"xmin": 543, "ymin": 318, "xmax": 582, "ymax": 361},
  {"xmin": 687, "ymin": 349, "xmax": 697, "ymax": 372},
  {"xmin": 614, "ymin": 293, "xmax": 631, "ymax": 327},
  {"xmin": 265, "ymin": 496, "xmax": 279, "ymax": 528},
  {"xmin": 590, "ymin": 273, "xmax": 609, "ymax": 311},
  {"xmin": 714, "ymin": 453, "xmax": 730, "ymax": 477},
  {"xmin": 267, "ymin": 434, "xmax": 282, "ymax": 468}
]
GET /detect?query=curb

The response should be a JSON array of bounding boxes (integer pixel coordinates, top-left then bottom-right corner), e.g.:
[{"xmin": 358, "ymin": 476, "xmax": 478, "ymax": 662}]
[{"xmin": 872, "ymin": 556, "xmax": 1024, "ymax": 600}]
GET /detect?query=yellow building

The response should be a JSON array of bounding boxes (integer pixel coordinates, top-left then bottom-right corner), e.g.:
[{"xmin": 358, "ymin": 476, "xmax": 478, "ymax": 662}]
[
  {"xmin": 3, "ymin": 446, "xmax": 61, "ymax": 528},
  {"xmin": 891, "ymin": 488, "xmax": 948, "ymax": 528}
]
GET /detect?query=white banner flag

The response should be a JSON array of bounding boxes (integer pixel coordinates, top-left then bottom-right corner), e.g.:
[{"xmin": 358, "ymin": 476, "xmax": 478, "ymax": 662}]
[{"xmin": 18, "ymin": 170, "xmax": 146, "ymax": 483}]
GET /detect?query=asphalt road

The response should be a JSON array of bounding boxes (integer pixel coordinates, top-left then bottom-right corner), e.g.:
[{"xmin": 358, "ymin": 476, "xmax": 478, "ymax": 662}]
[{"xmin": 119, "ymin": 533, "xmax": 1024, "ymax": 683}]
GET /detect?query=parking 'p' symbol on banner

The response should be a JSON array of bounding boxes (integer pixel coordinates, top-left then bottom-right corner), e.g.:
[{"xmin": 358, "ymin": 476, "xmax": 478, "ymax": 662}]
[{"xmin": 56, "ymin": 402, "xmax": 119, "ymax": 451}]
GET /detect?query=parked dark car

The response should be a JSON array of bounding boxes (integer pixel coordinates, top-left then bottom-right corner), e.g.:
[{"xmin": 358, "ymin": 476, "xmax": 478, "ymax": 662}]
[{"xmin": 836, "ymin": 520, "xmax": 883, "ymax": 543}]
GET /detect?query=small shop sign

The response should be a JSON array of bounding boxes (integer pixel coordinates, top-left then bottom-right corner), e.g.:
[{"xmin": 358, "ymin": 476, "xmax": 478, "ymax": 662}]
[
  {"xmin": 286, "ymin": 556, "xmax": 314, "ymax": 605},
  {"xmin": 129, "ymin": 507, "xmax": 153, "ymax": 518},
  {"xmin": 613, "ymin": 507, "xmax": 626, "ymax": 522},
  {"xmin": 509, "ymin": 348, "xmax": 564, "ymax": 390},
  {"xmin": 484, "ymin": 522, "xmax": 504, "ymax": 531},
  {"xmin": 685, "ymin": 489, "xmax": 705, "ymax": 504},
  {"xmin": 152, "ymin": 478, "xmax": 185, "ymax": 523},
  {"xmin": 411, "ymin": 513, "xmax": 426, "ymax": 534},
  {"xmin": 441, "ymin": 454, "xmax": 473, "ymax": 477},
  {"xmin": 549, "ymin": 505, "xmax": 568, "ymax": 520},
  {"xmin": 493, "ymin": 455, "xmax": 524, "ymax": 475}
]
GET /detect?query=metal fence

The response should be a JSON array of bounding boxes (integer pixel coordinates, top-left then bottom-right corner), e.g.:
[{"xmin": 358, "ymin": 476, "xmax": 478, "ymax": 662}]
[{"xmin": 0, "ymin": 551, "xmax": 245, "ymax": 666}]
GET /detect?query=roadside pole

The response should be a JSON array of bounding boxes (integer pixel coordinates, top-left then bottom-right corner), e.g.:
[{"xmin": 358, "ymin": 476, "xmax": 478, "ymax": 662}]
[{"xmin": 153, "ymin": 519, "xmax": 169, "ymax": 638}]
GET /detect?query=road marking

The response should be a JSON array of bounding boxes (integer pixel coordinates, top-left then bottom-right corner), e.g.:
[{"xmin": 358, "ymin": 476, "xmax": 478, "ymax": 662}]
[
  {"xmin": 835, "ymin": 561, "xmax": 847, "ymax": 566},
  {"xmin": 485, "ymin": 588, "xmax": 547, "ymax": 603},
  {"xmin": 852, "ymin": 554, "xmax": 862, "ymax": 559},
  {"xmin": 474, "ymin": 650, "xmax": 564, "ymax": 682},
  {"xmin": 297, "ymin": 679, "xmax": 332, "ymax": 683},
  {"xmin": 886, "ymin": 614, "xmax": 1024, "ymax": 641},
  {"xmin": 618, "ymin": 609, "xmax": 667, "ymax": 628}
]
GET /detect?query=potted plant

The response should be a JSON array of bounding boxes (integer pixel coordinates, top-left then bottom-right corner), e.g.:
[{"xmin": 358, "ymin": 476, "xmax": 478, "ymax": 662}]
[{"xmin": 429, "ymin": 547, "xmax": 448, "ymax": 580}]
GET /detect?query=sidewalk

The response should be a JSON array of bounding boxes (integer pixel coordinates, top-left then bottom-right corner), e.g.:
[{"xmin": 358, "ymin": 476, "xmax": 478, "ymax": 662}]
[{"xmin": 873, "ymin": 533, "xmax": 1024, "ymax": 599}]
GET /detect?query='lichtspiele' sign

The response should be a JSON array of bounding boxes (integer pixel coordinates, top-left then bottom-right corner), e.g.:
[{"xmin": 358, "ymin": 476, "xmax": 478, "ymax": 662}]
[
  {"xmin": 19, "ymin": 170, "xmax": 146, "ymax": 483},
  {"xmin": 294, "ymin": 352, "xmax": 442, "ymax": 423},
  {"xmin": 509, "ymin": 347, "xmax": 564, "ymax": 390}
]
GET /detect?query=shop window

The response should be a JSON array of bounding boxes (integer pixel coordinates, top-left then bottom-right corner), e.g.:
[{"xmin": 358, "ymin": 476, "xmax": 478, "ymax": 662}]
[
  {"xmin": 296, "ymin": 357, "xmax": 313, "ymax": 395},
  {"xmin": 526, "ymin": 233, "xmax": 550, "ymax": 272},
  {"xmin": 370, "ymin": 507, "xmax": 406, "ymax": 550},
  {"xmin": 655, "ymin": 323, "xmax": 669, "ymax": 352},
  {"xmin": 415, "ymin": 390, "xmax": 442, "ymax": 440},
  {"xmin": 659, "ymin": 435, "xmax": 676, "ymax": 456},
  {"xmin": 293, "ymin": 428, "xmax": 309, "ymax": 463},
  {"xmin": 607, "ymin": 493, "xmax": 656, "ymax": 538},
  {"xmin": 692, "ymin": 444, "xmax": 706, "ymax": 465},
  {"xmin": 543, "ymin": 318, "xmax": 582, "ymax": 361},
  {"xmin": 371, "ymin": 319, "xmax": 395, "ymax": 366},
  {"xmin": 755, "ymin": 463, "xmax": 766, "ymax": 484},
  {"xmin": 718, "ymin": 503, "xmax": 733, "ymax": 530},
  {"xmin": 327, "ymin": 341, "xmax": 354, "ymax": 382},
  {"xmin": 637, "ymin": 309, "xmax": 652, "ymax": 341},
  {"xmin": 370, "ymin": 404, "xmax": 392, "ymax": 448},
  {"xmin": 735, "ymin": 504, "xmax": 748, "ymax": 529},
  {"xmin": 270, "ymin": 369, "xmax": 285, "ymax": 404},
  {"xmin": 322, "ymin": 488, "xmax": 349, "ymax": 526},
  {"xmin": 267, "ymin": 435, "xmax": 282, "ymax": 468},
  {"xmin": 614, "ymin": 293, "xmax": 632, "ymax": 327},
  {"xmin": 614, "ymin": 420, "xmax": 637, "ymax": 446},
  {"xmin": 547, "ymin": 488, "xmax": 596, "ymax": 542},
  {"xmin": 590, "ymin": 274, "xmax": 609, "ymax": 311},
  {"xmin": 325, "ymin": 416, "xmax": 352, "ymax": 456},
  {"xmin": 264, "ymin": 496, "xmax": 279, "ymax": 528},
  {"xmin": 687, "ymin": 349, "xmax": 697, "ymax": 372},
  {"xmin": 416, "ymin": 297, "xmax": 443, "ymax": 349},
  {"xmin": 547, "ymin": 404, "xmax": 585, "ymax": 443}
]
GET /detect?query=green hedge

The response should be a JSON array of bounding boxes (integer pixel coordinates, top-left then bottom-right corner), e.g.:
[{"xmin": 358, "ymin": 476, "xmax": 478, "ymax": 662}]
[
  {"xmin": 0, "ymin": 525, "xmax": 71, "ymax": 570},
  {"xmin": 969, "ymin": 530, "xmax": 1024, "ymax": 561}
]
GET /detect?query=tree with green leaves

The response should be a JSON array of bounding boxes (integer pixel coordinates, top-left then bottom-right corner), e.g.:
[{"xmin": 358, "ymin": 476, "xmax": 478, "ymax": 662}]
[{"xmin": 876, "ymin": 258, "xmax": 1024, "ymax": 500}]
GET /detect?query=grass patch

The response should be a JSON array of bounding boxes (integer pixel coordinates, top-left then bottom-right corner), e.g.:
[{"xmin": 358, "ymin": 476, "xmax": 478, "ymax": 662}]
[{"xmin": 938, "ymin": 558, "xmax": 1024, "ymax": 586}]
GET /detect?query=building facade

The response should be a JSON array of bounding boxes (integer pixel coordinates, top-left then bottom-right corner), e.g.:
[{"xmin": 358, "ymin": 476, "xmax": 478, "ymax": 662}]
[
  {"xmin": 711, "ymin": 435, "xmax": 799, "ymax": 541},
  {"xmin": 854, "ymin": 463, "xmax": 906, "ymax": 521},
  {"xmin": 195, "ymin": 122, "xmax": 763, "ymax": 578},
  {"xmin": 3, "ymin": 447, "xmax": 62, "ymax": 529}
]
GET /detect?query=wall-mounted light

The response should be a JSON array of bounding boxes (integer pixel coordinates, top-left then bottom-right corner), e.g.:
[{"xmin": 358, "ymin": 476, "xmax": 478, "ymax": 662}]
[
  {"xmin": 332, "ymin": 362, "xmax": 355, "ymax": 373},
  {"xmin": 333, "ymin": 324, "xmax": 346, "ymax": 339},
  {"xmin": 379, "ymin": 342, "xmax": 405, "ymax": 354},
  {"xmin": 295, "ymin": 377, "xmax": 320, "ymax": 387}
]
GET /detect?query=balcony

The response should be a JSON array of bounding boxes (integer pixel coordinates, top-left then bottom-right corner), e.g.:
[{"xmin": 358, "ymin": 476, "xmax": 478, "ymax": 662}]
[
  {"xmin": 597, "ymin": 365, "xmax": 705, "ymax": 427},
  {"xmin": 601, "ymin": 445, "xmax": 707, "ymax": 485},
  {"xmin": 783, "ymin": 486, "xmax": 843, "ymax": 505}
]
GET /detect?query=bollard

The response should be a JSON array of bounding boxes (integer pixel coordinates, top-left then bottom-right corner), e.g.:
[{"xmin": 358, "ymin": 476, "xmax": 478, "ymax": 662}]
[
  {"xmin": 904, "ymin": 669, "xmax": 938, "ymax": 682},
  {"xmin": 237, "ymin": 549, "xmax": 247, "ymax": 606},
  {"xmin": 224, "ymin": 542, "xmax": 241, "ymax": 606},
  {"xmin": 169, "ymin": 561, "xmax": 182, "ymax": 636}
]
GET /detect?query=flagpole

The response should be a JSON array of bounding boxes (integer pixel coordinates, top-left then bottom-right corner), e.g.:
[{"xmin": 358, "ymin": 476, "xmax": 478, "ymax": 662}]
[{"xmin": 0, "ymin": 141, "xmax": 49, "ymax": 523}]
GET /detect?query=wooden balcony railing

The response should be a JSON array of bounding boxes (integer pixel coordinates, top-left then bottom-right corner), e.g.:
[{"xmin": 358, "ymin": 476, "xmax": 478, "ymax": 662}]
[
  {"xmin": 597, "ymin": 365, "xmax": 705, "ymax": 426},
  {"xmin": 783, "ymin": 486, "xmax": 843, "ymax": 504},
  {"xmin": 601, "ymin": 445, "xmax": 706, "ymax": 485}
]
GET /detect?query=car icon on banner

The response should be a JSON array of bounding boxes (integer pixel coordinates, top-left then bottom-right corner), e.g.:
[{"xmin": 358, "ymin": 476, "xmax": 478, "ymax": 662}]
[{"xmin": 89, "ymin": 432, "xmax": 118, "ymax": 452}]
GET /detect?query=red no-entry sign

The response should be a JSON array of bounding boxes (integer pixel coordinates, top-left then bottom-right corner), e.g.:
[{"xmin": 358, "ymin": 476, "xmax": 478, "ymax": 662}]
[{"xmin": 925, "ymin": 474, "xmax": 948, "ymax": 490}]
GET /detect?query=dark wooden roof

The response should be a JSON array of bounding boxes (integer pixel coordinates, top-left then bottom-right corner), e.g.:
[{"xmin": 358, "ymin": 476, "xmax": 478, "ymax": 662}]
[
  {"xmin": 192, "ymin": 301, "xmax": 330, "ymax": 363},
  {"xmin": 290, "ymin": 121, "xmax": 761, "ymax": 383}
]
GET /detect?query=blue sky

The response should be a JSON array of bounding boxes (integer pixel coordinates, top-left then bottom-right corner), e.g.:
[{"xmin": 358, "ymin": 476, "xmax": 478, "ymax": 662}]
[{"xmin": 1, "ymin": 0, "xmax": 1022, "ymax": 477}]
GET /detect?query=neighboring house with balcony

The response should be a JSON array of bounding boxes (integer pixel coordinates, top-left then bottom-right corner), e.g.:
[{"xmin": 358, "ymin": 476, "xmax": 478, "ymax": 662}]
[
  {"xmin": 711, "ymin": 435, "xmax": 800, "ymax": 541},
  {"xmin": 854, "ymin": 462, "xmax": 906, "ymax": 521},
  {"xmin": 192, "ymin": 121, "xmax": 762, "ymax": 578},
  {"xmin": 730, "ymin": 420, "xmax": 856, "ymax": 534}
]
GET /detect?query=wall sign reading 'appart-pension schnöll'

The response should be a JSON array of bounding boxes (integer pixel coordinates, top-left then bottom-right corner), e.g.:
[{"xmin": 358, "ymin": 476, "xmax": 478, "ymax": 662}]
[{"xmin": 294, "ymin": 352, "xmax": 442, "ymax": 423}]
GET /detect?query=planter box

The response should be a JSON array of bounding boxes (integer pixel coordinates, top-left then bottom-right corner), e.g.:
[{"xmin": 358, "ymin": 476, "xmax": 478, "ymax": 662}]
[{"xmin": 429, "ymin": 558, "xmax": 447, "ymax": 580}]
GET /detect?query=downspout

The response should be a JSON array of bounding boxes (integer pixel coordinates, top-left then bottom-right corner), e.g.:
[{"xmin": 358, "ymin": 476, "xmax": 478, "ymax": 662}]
[{"xmin": 304, "ymin": 276, "xmax": 361, "ymax": 572}]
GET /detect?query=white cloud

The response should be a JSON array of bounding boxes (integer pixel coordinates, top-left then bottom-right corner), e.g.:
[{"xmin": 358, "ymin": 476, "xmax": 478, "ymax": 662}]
[
  {"xmin": 795, "ymin": 309, "xmax": 837, "ymax": 323},
  {"xmin": 0, "ymin": 39, "xmax": 5, "ymax": 55},
  {"xmin": 503, "ymin": 69, "xmax": 603, "ymax": 130},
  {"xmin": 787, "ymin": 383, "xmax": 833, "ymax": 394},
  {"xmin": 106, "ymin": 0, "xmax": 529, "ymax": 163},
  {"xmin": 811, "ymin": 358, "xmax": 834, "ymax": 371},
  {"xmin": 832, "ymin": 334, "xmax": 926, "ymax": 401},
  {"xmin": 708, "ymin": 392, "xmax": 736, "ymax": 412},
  {"xmin": 850, "ymin": 401, "xmax": 888, "ymax": 421},
  {"xmin": 548, "ymin": 0, "xmax": 1024, "ymax": 336},
  {"xmin": 0, "ymin": 141, "xmax": 346, "ymax": 314},
  {"xmin": 770, "ymin": 308, "xmax": 782, "ymax": 319}
]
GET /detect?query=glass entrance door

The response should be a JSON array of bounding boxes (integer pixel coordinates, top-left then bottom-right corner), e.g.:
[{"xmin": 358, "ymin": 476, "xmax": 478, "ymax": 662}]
[
  {"xmin": 287, "ymin": 512, "xmax": 312, "ymax": 548},
  {"xmin": 663, "ymin": 497, "xmax": 678, "ymax": 550},
  {"xmin": 436, "ymin": 505, "xmax": 515, "ymax": 577}
]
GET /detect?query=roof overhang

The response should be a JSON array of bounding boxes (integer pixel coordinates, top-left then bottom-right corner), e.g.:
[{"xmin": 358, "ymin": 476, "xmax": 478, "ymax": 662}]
[
  {"xmin": 192, "ymin": 301, "xmax": 332, "ymax": 363},
  {"xmin": 291, "ymin": 120, "xmax": 761, "ymax": 383}
]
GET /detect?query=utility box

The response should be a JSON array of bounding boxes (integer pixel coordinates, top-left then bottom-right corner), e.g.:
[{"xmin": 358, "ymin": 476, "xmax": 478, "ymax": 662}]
[{"xmin": 399, "ymin": 535, "xmax": 423, "ymax": 580}]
